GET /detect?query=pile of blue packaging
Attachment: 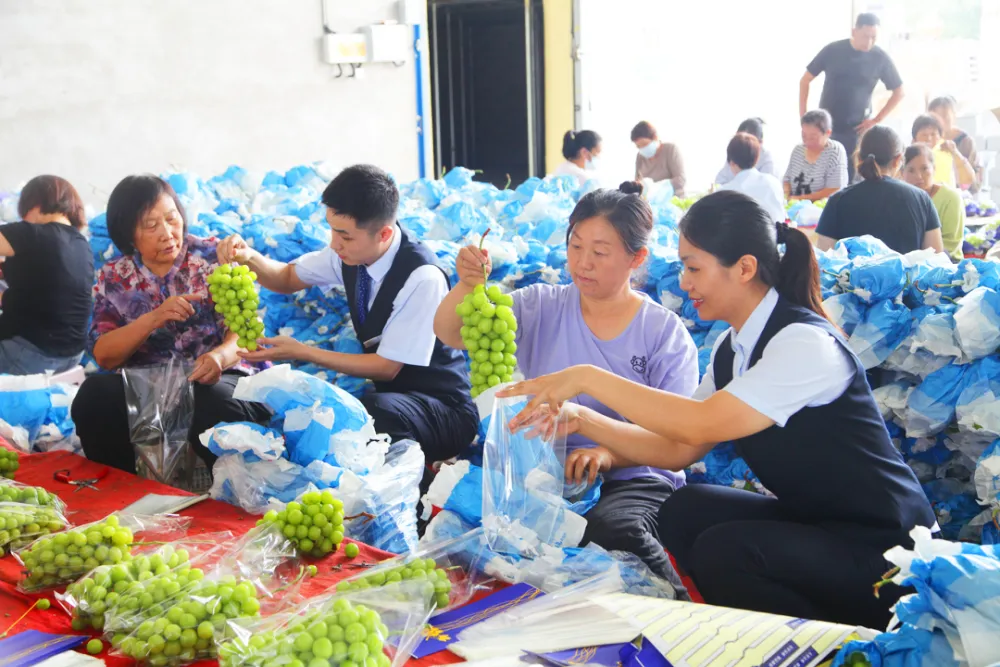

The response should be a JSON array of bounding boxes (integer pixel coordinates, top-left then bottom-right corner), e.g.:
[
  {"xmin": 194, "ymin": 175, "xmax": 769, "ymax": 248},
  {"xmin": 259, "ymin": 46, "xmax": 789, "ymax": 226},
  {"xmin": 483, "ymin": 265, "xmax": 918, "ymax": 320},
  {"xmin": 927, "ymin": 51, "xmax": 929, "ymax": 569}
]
[{"xmin": 2, "ymin": 162, "xmax": 1000, "ymax": 548}]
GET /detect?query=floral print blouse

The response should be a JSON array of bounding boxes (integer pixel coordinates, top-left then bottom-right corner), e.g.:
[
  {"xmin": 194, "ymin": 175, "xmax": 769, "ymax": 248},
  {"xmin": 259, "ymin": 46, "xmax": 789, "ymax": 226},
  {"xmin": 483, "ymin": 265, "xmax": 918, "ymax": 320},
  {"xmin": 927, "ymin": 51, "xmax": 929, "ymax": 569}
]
[{"xmin": 89, "ymin": 234, "xmax": 257, "ymax": 373}]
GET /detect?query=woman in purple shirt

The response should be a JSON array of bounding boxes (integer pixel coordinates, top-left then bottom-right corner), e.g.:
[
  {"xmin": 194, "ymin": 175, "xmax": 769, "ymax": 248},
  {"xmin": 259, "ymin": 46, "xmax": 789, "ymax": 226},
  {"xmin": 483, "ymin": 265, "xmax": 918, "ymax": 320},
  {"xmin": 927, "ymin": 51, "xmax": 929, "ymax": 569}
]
[
  {"xmin": 71, "ymin": 175, "xmax": 270, "ymax": 474},
  {"xmin": 435, "ymin": 182, "xmax": 699, "ymax": 598}
]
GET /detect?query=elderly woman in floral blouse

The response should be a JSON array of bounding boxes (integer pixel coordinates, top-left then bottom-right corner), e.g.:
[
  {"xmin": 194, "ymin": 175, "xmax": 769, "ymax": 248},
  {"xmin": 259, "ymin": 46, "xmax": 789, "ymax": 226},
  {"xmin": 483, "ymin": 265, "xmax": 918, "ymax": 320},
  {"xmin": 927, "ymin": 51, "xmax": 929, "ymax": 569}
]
[{"xmin": 71, "ymin": 175, "xmax": 270, "ymax": 474}]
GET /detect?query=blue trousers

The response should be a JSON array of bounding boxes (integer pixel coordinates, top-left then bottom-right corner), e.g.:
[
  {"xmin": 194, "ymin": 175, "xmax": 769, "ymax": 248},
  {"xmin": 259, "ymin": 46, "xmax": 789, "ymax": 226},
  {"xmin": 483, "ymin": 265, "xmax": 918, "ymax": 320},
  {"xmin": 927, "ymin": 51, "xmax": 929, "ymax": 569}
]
[{"xmin": 0, "ymin": 336, "xmax": 82, "ymax": 375}]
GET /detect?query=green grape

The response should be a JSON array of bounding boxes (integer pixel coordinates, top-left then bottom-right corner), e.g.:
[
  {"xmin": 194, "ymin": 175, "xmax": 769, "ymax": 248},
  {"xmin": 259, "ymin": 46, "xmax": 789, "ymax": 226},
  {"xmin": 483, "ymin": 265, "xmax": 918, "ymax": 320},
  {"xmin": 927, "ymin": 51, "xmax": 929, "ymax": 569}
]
[
  {"xmin": 19, "ymin": 515, "xmax": 130, "ymax": 591},
  {"xmin": 256, "ymin": 491, "xmax": 346, "ymax": 558},
  {"xmin": 209, "ymin": 263, "xmax": 266, "ymax": 349},
  {"xmin": 0, "ymin": 503, "xmax": 66, "ymax": 555},
  {"xmin": 0, "ymin": 449, "xmax": 20, "ymax": 479},
  {"xmin": 334, "ymin": 556, "xmax": 457, "ymax": 609}
]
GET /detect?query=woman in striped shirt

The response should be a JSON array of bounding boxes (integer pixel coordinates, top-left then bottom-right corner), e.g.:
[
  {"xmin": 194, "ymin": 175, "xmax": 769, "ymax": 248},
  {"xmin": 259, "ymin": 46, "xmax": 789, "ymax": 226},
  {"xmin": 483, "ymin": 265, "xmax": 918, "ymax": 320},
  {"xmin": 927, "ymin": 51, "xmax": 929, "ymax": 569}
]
[{"xmin": 783, "ymin": 110, "xmax": 849, "ymax": 202}]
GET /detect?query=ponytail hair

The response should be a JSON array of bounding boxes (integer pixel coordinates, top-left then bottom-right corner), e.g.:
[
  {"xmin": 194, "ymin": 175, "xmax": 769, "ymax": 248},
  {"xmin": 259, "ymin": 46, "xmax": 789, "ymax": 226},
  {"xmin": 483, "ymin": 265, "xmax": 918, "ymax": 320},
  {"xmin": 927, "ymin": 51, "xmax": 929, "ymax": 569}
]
[
  {"xmin": 679, "ymin": 190, "xmax": 828, "ymax": 322},
  {"xmin": 562, "ymin": 129, "xmax": 601, "ymax": 160},
  {"xmin": 857, "ymin": 125, "xmax": 903, "ymax": 181}
]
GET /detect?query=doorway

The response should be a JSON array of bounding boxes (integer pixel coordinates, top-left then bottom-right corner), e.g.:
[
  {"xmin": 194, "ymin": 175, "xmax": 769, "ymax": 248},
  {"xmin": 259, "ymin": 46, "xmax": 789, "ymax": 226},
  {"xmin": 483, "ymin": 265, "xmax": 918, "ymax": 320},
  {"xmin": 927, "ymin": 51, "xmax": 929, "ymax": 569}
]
[{"xmin": 428, "ymin": 0, "xmax": 545, "ymax": 189}]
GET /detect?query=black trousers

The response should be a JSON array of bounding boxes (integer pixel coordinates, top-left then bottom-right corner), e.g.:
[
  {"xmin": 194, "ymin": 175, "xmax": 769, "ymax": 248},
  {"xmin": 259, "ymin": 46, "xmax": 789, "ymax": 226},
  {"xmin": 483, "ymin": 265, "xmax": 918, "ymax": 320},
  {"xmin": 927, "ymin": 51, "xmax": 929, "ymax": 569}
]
[
  {"xmin": 72, "ymin": 371, "xmax": 272, "ymax": 475},
  {"xmin": 360, "ymin": 391, "xmax": 479, "ymax": 467},
  {"xmin": 832, "ymin": 128, "xmax": 859, "ymax": 183},
  {"xmin": 582, "ymin": 477, "xmax": 690, "ymax": 601},
  {"xmin": 658, "ymin": 484, "xmax": 908, "ymax": 629}
]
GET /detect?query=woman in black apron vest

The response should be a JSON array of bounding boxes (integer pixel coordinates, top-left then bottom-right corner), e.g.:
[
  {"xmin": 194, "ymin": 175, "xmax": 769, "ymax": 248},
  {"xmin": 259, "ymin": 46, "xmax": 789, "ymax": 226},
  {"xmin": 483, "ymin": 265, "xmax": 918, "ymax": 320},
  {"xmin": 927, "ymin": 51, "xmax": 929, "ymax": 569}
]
[{"xmin": 498, "ymin": 190, "xmax": 936, "ymax": 629}]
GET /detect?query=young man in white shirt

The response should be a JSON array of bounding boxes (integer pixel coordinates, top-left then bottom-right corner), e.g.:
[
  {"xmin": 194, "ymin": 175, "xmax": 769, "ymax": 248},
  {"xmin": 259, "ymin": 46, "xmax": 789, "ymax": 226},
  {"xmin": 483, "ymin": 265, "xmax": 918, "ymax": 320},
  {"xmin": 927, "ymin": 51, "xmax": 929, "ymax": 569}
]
[{"xmin": 217, "ymin": 164, "xmax": 478, "ymax": 473}]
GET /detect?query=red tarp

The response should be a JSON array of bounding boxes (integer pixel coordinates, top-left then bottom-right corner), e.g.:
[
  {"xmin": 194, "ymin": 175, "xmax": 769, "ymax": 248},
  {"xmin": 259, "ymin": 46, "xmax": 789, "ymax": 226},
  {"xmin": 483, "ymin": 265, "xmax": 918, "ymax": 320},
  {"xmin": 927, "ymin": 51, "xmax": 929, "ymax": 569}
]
[{"xmin": 0, "ymin": 446, "xmax": 462, "ymax": 667}]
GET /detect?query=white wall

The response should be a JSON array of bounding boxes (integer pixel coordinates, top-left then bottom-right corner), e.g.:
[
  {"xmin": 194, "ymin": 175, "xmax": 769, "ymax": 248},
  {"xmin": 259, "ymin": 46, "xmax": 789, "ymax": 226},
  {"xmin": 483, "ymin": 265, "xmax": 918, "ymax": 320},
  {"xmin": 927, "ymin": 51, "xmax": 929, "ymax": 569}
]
[
  {"xmin": 0, "ymin": 0, "xmax": 423, "ymax": 205},
  {"xmin": 576, "ymin": 0, "xmax": 855, "ymax": 192}
]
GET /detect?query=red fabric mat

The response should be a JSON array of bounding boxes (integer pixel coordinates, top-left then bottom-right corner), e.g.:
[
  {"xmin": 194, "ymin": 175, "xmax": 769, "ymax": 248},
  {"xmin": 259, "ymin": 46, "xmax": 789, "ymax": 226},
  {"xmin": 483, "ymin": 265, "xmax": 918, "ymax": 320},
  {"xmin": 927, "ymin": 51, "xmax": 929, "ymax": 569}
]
[
  {"xmin": 0, "ymin": 446, "xmax": 462, "ymax": 667},
  {"xmin": 0, "ymin": 443, "xmax": 700, "ymax": 666}
]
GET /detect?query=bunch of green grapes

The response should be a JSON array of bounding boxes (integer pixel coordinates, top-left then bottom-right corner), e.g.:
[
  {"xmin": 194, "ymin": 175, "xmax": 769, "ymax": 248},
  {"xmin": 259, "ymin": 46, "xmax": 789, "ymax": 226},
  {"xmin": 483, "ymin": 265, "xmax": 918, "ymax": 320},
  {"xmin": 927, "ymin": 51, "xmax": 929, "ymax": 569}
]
[
  {"xmin": 256, "ymin": 490, "xmax": 344, "ymax": 558},
  {"xmin": 66, "ymin": 546, "xmax": 193, "ymax": 631},
  {"xmin": 111, "ymin": 574, "xmax": 262, "ymax": 666},
  {"xmin": 19, "ymin": 515, "xmax": 133, "ymax": 591},
  {"xmin": 208, "ymin": 264, "xmax": 265, "ymax": 350},
  {"xmin": 0, "ymin": 449, "xmax": 20, "ymax": 479},
  {"xmin": 0, "ymin": 481, "xmax": 62, "ymax": 508},
  {"xmin": 456, "ymin": 284, "xmax": 518, "ymax": 398},
  {"xmin": 335, "ymin": 557, "xmax": 453, "ymax": 609},
  {"xmin": 218, "ymin": 597, "xmax": 392, "ymax": 667},
  {"xmin": 0, "ymin": 503, "xmax": 66, "ymax": 556}
]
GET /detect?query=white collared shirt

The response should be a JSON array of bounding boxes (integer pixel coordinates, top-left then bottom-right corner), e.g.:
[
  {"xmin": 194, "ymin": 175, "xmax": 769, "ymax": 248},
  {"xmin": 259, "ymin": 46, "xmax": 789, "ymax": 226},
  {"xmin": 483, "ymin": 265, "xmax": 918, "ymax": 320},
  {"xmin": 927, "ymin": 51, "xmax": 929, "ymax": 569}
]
[
  {"xmin": 692, "ymin": 289, "xmax": 854, "ymax": 427},
  {"xmin": 719, "ymin": 168, "xmax": 787, "ymax": 223},
  {"xmin": 292, "ymin": 225, "xmax": 448, "ymax": 367}
]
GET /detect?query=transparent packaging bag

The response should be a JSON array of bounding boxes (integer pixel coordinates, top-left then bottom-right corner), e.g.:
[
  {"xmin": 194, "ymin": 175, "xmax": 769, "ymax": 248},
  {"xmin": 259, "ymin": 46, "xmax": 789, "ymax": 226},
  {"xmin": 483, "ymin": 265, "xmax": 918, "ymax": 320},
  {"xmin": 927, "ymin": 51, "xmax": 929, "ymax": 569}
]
[
  {"xmin": 123, "ymin": 357, "xmax": 195, "ymax": 482},
  {"xmin": 57, "ymin": 531, "xmax": 235, "ymax": 633},
  {"xmin": 0, "ymin": 478, "xmax": 66, "ymax": 511},
  {"xmin": 15, "ymin": 512, "xmax": 192, "ymax": 592},
  {"xmin": 482, "ymin": 397, "xmax": 586, "ymax": 556},
  {"xmin": 216, "ymin": 581, "xmax": 434, "ymax": 667},
  {"xmin": 109, "ymin": 523, "xmax": 307, "ymax": 666},
  {"xmin": 0, "ymin": 501, "xmax": 69, "ymax": 556},
  {"xmin": 333, "ymin": 526, "xmax": 493, "ymax": 611}
]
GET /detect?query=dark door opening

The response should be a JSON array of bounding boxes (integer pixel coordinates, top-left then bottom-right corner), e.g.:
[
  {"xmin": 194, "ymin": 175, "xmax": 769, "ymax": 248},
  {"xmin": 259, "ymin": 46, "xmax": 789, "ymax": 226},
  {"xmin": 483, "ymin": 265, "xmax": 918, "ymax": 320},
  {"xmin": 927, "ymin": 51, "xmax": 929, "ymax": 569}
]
[{"xmin": 429, "ymin": 0, "xmax": 544, "ymax": 189}]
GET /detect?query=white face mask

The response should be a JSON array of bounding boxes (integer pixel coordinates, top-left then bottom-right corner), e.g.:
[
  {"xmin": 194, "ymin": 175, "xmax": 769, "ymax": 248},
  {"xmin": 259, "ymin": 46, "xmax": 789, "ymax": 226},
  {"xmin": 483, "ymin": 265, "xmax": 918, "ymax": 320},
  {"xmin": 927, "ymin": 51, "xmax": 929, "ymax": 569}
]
[
  {"xmin": 585, "ymin": 156, "xmax": 600, "ymax": 171},
  {"xmin": 638, "ymin": 141, "xmax": 660, "ymax": 159}
]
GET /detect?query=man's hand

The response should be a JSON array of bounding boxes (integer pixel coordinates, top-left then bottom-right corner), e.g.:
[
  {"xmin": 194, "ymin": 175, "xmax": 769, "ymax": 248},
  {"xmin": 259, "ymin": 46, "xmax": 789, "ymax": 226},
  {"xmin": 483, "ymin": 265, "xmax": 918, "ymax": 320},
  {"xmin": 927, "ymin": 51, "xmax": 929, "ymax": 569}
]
[
  {"xmin": 456, "ymin": 245, "xmax": 491, "ymax": 289},
  {"xmin": 189, "ymin": 351, "xmax": 224, "ymax": 385},
  {"xmin": 217, "ymin": 234, "xmax": 255, "ymax": 265},
  {"xmin": 855, "ymin": 118, "xmax": 877, "ymax": 134},
  {"xmin": 565, "ymin": 447, "xmax": 613, "ymax": 485},
  {"xmin": 238, "ymin": 335, "xmax": 310, "ymax": 363},
  {"xmin": 146, "ymin": 295, "xmax": 202, "ymax": 330}
]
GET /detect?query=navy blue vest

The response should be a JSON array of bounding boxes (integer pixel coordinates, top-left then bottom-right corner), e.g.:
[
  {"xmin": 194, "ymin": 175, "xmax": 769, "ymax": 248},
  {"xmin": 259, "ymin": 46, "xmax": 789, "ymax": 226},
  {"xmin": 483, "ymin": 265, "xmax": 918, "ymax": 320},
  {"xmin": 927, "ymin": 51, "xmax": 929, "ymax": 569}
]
[
  {"xmin": 343, "ymin": 229, "xmax": 471, "ymax": 403},
  {"xmin": 713, "ymin": 297, "xmax": 935, "ymax": 547}
]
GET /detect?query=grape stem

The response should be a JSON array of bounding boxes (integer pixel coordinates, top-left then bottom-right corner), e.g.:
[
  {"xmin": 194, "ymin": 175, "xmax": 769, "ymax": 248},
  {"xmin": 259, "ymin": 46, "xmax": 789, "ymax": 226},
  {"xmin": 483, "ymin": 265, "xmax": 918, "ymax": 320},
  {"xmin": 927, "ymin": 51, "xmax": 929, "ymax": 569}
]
[
  {"xmin": 345, "ymin": 512, "xmax": 375, "ymax": 526},
  {"xmin": 0, "ymin": 600, "xmax": 40, "ymax": 638},
  {"xmin": 479, "ymin": 229, "xmax": 491, "ymax": 285}
]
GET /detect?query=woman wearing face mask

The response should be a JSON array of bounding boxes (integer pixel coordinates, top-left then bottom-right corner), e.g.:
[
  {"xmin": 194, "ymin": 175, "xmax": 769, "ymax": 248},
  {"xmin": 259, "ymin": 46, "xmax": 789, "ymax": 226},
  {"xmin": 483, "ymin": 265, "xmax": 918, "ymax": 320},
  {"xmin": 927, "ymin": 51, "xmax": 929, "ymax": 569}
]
[
  {"xmin": 0, "ymin": 175, "xmax": 93, "ymax": 374},
  {"xmin": 783, "ymin": 110, "xmax": 848, "ymax": 202},
  {"xmin": 434, "ymin": 182, "xmax": 699, "ymax": 598},
  {"xmin": 553, "ymin": 130, "xmax": 602, "ymax": 187},
  {"xmin": 902, "ymin": 144, "xmax": 965, "ymax": 262},
  {"xmin": 631, "ymin": 121, "xmax": 686, "ymax": 197},
  {"xmin": 928, "ymin": 96, "xmax": 981, "ymax": 192},
  {"xmin": 71, "ymin": 174, "xmax": 271, "ymax": 474},
  {"xmin": 911, "ymin": 113, "xmax": 976, "ymax": 190},
  {"xmin": 816, "ymin": 125, "xmax": 944, "ymax": 255},
  {"xmin": 496, "ymin": 190, "xmax": 937, "ymax": 628}
]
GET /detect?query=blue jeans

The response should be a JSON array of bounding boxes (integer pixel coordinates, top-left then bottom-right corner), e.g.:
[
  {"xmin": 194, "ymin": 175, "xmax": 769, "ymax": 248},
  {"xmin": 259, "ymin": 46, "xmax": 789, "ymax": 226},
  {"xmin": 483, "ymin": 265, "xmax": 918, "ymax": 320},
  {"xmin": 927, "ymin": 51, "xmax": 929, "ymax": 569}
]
[{"xmin": 0, "ymin": 336, "xmax": 82, "ymax": 375}]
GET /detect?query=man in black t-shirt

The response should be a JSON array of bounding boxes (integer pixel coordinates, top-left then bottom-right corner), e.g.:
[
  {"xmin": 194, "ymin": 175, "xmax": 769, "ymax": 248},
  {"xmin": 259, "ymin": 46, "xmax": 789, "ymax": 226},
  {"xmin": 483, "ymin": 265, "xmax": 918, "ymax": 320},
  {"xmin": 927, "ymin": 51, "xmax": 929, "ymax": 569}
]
[{"xmin": 799, "ymin": 13, "xmax": 905, "ymax": 180}]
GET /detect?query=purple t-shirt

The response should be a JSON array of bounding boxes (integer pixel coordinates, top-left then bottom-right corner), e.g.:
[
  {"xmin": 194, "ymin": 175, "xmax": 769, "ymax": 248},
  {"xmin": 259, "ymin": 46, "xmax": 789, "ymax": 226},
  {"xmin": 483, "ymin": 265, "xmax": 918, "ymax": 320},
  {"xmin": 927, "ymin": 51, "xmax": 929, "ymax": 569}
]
[{"xmin": 512, "ymin": 283, "xmax": 698, "ymax": 486}]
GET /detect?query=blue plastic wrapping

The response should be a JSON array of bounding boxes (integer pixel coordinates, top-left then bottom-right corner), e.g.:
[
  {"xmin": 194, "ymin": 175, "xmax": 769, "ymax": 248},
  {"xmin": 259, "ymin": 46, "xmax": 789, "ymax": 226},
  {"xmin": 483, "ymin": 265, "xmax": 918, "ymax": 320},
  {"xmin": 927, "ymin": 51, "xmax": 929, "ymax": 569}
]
[
  {"xmin": 848, "ymin": 299, "xmax": 913, "ymax": 369},
  {"xmin": 845, "ymin": 254, "xmax": 908, "ymax": 303},
  {"xmin": 954, "ymin": 287, "xmax": 1000, "ymax": 360},
  {"xmin": 200, "ymin": 422, "xmax": 285, "ymax": 462},
  {"xmin": 824, "ymin": 292, "xmax": 869, "ymax": 337},
  {"xmin": 231, "ymin": 364, "xmax": 369, "ymax": 427}
]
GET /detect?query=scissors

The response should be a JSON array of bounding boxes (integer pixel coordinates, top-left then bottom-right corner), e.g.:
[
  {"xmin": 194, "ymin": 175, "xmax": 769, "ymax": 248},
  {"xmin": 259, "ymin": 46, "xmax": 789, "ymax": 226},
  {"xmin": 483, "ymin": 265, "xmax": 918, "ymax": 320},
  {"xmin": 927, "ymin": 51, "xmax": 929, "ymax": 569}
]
[{"xmin": 54, "ymin": 468, "xmax": 108, "ymax": 493}]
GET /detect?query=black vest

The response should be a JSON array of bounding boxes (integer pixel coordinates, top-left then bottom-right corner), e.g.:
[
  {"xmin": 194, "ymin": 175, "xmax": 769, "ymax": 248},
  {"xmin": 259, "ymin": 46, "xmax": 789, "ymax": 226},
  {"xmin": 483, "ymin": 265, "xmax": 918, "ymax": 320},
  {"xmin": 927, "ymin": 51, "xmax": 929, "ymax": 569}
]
[
  {"xmin": 343, "ymin": 229, "xmax": 471, "ymax": 402},
  {"xmin": 713, "ymin": 297, "xmax": 935, "ymax": 548}
]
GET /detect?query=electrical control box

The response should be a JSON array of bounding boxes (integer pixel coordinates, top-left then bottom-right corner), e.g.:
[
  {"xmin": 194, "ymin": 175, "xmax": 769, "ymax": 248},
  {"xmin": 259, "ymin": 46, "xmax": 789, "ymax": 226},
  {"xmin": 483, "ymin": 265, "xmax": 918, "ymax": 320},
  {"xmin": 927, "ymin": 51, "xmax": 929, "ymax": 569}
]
[
  {"xmin": 364, "ymin": 23, "xmax": 412, "ymax": 64},
  {"xmin": 321, "ymin": 33, "xmax": 368, "ymax": 65}
]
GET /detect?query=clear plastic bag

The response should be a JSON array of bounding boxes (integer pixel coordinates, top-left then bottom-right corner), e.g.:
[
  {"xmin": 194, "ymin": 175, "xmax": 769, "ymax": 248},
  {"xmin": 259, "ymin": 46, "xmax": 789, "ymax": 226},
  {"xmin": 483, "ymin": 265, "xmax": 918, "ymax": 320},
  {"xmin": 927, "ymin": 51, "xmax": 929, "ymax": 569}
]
[
  {"xmin": 57, "ymin": 531, "xmax": 236, "ymax": 633},
  {"xmin": 333, "ymin": 527, "xmax": 492, "ymax": 611},
  {"xmin": 15, "ymin": 512, "xmax": 192, "ymax": 591},
  {"xmin": 123, "ymin": 358, "xmax": 195, "ymax": 482},
  {"xmin": 482, "ymin": 397, "xmax": 587, "ymax": 556},
  {"xmin": 0, "ymin": 501, "xmax": 69, "ymax": 556},
  {"xmin": 109, "ymin": 523, "xmax": 306, "ymax": 666},
  {"xmin": 216, "ymin": 581, "xmax": 434, "ymax": 667},
  {"xmin": 0, "ymin": 478, "xmax": 66, "ymax": 512}
]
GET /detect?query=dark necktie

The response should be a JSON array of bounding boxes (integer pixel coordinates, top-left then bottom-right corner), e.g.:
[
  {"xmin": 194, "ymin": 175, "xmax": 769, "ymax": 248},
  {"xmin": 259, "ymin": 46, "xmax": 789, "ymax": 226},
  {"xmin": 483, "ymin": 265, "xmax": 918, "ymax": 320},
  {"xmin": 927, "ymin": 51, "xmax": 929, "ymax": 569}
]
[{"xmin": 357, "ymin": 265, "xmax": 372, "ymax": 326}]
